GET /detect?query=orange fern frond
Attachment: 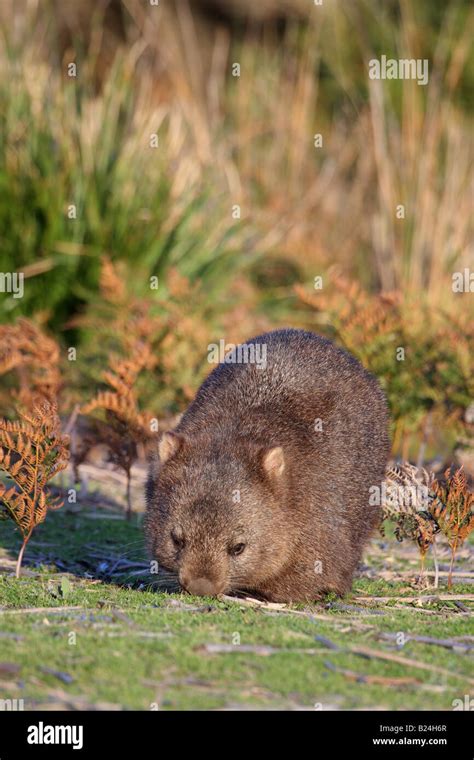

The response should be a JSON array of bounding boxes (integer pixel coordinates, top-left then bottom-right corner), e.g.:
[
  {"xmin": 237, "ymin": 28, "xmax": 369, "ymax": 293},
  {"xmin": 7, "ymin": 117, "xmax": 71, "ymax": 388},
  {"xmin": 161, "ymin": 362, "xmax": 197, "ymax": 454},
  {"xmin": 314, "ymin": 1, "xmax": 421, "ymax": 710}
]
[
  {"xmin": 0, "ymin": 399, "xmax": 70, "ymax": 577},
  {"xmin": 0, "ymin": 318, "xmax": 62, "ymax": 411}
]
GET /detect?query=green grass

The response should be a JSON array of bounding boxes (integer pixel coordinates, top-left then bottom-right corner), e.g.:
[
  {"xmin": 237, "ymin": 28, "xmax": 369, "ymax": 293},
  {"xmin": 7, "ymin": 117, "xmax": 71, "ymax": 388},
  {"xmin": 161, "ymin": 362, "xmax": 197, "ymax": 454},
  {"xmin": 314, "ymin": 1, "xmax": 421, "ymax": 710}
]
[
  {"xmin": 0, "ymin": 52, "xmax": 249, "ymax": 335},
  {"xmin": 0, "ymin": 507, "xmax": 473, "ymax": 710}
]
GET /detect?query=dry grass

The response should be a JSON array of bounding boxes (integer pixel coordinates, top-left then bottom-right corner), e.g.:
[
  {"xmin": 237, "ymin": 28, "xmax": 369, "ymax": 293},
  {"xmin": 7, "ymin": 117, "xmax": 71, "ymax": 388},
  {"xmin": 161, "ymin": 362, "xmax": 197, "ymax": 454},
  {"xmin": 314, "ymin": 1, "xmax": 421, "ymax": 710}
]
[{"xmin": 3, "ymin": 1, "xmax": 471, "ymax": 309}]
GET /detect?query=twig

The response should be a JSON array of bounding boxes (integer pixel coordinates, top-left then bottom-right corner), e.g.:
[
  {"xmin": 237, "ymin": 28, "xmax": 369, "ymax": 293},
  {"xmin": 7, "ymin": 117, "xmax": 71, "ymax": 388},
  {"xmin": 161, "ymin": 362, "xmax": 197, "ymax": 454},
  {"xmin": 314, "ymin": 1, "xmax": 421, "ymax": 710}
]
[
  {"xmin": 326, "ymin": 602, "xmax": 385, "ymax": 615},
  {"xmin": 63, "ymin": 403, "xmax": 80, "ymax": 436},
  {"xmin": 324, "ymin": 661, "xmax": 420, "ymax": 687},
  {"xmin": 348, "ymin": 644, "xmax": 474, "ymax": 685},
  {"xmin": 354, "ymin": 594, "xmax": 474, "ymax": 603},
  {"xmin": 200, "ymin": 644, "xmax": 334, "ymax": 656},
  {"xmin": 432, "ymin": 540, "xmax": 439, "ymax": 588},
  {"xmin": 378, "ymin": 632, "xmax": 474, "ymax": 652},
  {"xmin": 0, "ymin": 605, "xmax": 86, "ymax": 615}
]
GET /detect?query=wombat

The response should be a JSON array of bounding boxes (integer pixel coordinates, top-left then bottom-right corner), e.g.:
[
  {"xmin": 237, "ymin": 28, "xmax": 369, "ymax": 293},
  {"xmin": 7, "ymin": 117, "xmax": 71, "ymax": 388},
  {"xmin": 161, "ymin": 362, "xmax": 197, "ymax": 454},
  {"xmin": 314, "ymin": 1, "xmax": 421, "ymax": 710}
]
[{"xmin": 145, "ymin": 328, "xmax": 390, "ymax": 602}]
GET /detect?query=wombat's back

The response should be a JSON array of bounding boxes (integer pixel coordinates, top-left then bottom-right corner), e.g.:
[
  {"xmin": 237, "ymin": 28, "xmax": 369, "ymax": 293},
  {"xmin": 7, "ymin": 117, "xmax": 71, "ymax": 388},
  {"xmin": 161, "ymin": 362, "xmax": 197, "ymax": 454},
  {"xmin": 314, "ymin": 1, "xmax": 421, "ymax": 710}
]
[{"xmin": 180, "ymin": 328, "xmax": 388, "ymax": 462}]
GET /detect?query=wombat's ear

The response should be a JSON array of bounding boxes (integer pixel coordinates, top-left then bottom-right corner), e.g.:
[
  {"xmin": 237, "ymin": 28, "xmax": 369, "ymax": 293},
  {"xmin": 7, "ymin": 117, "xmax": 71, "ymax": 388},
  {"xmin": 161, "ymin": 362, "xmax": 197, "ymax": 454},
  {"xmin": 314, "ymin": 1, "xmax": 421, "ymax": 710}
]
[
  {"xmin": 158, "ymin": 432, "xmax": 185, "ymax": 464},
  {"xmin": 262, "ymin": 446, "xmax": 285, "ymax": 479}
]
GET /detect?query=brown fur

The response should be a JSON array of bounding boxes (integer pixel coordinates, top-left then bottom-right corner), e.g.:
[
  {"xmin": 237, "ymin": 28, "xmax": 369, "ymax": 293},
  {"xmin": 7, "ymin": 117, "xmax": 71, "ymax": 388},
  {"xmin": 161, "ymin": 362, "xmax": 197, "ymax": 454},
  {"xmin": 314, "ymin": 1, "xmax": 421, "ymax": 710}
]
[{"xmin": 145, "ymin": 329, "xmax": 390, "ymax": 602}]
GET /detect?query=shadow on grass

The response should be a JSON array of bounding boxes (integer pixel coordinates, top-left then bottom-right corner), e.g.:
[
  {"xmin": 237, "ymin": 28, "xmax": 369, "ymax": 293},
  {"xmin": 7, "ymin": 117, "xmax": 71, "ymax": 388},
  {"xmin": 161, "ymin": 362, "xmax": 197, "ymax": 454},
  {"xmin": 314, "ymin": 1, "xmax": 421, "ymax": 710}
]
[{"xmin": 0, "ymin": 496, "xmax": 179, "ymax": 593}]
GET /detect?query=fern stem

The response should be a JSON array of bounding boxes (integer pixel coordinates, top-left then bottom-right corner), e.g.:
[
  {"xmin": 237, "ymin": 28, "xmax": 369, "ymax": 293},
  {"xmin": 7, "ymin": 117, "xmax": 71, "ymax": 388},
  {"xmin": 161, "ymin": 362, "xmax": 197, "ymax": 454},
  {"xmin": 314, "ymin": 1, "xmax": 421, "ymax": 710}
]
[
  {"xmin": 15, "ymin": 530, "xmax": 31, "ymax": 578},
  {"xmin": 448, "ymin": 542, "xmax": 457, "ymax": 589},
  {"xmin": 419, "ymin": 551, "xmax": 425, "ymax": 584},
  {"xmin": 126, "ymin": 469, "xmax": 132, "ymax": 521},
  {"xmin": 432, "ymin": 540, "xmax": 439, "ymax": 589}
]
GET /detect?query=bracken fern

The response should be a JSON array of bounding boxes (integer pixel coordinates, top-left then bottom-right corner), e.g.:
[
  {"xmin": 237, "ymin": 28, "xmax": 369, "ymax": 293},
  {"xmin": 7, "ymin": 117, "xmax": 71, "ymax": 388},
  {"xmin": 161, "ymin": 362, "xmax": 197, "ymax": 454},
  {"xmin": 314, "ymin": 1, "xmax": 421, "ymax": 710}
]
[{"xmin": 0, "ymin": 400, "xmax": 69, "ymax": 577}]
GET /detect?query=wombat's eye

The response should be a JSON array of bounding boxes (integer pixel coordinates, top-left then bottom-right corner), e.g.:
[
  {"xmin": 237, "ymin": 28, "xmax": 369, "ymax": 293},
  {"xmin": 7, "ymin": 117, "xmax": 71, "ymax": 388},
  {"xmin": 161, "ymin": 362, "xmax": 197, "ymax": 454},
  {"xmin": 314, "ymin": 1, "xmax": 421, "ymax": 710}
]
[
  {"xmin": 171, "ymin": 530, "xmax": 185, "ymax": 550},
  {"xmin": 230, "ymin": 543, "xmax": 246, "ymax": 557}
]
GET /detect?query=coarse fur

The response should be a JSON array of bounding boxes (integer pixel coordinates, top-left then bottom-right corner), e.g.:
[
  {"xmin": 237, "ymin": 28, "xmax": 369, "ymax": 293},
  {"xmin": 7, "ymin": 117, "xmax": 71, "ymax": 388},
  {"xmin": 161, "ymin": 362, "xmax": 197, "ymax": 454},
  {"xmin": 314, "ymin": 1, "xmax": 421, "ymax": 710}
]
[{"xmin": 145, "ymin": 328, "xmax": 390, "ymax": 602}]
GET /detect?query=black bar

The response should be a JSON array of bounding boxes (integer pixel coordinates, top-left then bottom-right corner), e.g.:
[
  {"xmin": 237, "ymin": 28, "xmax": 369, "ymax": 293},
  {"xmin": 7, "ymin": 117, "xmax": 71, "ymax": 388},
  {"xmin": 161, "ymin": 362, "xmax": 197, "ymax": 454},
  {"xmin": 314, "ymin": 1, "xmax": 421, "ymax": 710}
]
[{"xmin": 0, "ymin": 710, "xmax": 471, "ymax": 757}]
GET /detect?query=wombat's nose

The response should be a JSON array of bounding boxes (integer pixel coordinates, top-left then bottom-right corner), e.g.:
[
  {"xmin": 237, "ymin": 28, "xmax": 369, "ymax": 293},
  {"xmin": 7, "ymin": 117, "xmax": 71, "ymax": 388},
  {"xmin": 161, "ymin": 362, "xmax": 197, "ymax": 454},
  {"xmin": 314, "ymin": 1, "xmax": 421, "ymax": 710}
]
[{"xmin": 181, "ymin": 576, "xmax": 222, "ymax": 596}]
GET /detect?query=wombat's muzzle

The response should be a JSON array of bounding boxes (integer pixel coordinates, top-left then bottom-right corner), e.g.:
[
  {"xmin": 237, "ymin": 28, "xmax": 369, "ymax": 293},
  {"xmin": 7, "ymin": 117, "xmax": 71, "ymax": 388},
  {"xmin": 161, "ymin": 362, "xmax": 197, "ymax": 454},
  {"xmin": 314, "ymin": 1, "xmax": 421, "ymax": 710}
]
[{"xmin": 179, "ymin": 574, "xmax": 225, "ymax": 597}]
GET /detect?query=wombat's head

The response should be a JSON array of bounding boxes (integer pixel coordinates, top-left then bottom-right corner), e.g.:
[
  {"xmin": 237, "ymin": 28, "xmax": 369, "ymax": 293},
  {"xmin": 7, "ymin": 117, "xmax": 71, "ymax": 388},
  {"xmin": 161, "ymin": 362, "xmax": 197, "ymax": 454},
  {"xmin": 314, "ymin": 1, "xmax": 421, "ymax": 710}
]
[{"xmin": 145, "ymin": 431, "xmax": 291, "ymax": 596}]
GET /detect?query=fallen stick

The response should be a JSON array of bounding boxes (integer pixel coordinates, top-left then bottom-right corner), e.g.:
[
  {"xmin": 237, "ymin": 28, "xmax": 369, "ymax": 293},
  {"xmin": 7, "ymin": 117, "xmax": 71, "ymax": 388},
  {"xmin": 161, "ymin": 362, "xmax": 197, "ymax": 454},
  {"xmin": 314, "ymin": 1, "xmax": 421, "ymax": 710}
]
[
  {"xmin": 200, "ymin": 641, "xmax": 474, "ymax": 685},
  {"xmin": 390, "ymin": 605, "xmax": 447, "ymax": 615},
  {"xmin": 200, "ymin": 644, "xmax": 335, "ymax": 656},
  {"xmin": 379, "ymin": 571, "xmax": 474, "ymax": 579},
  {"xmin": 354, "ymin": 594, "xmax": 474, "ymax": 603},
  {"xmin": 222, "ymin": 595, "xmax": 358, "ymax": 622},
  {"xmin": 348, "ymin": 644, "xmax": 474, "ymax": 685},
  {"xmin": 378, "ymin": 632, "xmax": 474, "ymax": 652},
  {"xmin": 326, "ymin": 602, "xmax": 385, "ymax": 615},
  {"xmin": 324, "ymin": 661, "xmax": 420, "ymax": 687},
  {"xmin": 0, "ymin": 605, "xmax": 87, "ymax": 615}
]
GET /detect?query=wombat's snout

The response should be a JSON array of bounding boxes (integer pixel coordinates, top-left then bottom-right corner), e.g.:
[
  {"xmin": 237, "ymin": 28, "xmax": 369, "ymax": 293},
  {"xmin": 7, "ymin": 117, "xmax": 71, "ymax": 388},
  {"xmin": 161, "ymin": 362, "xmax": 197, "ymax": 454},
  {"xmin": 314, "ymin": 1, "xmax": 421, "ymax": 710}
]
[{"xmin": 179, "ymin": 574, "xmax": 225, "ymax": 597}]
